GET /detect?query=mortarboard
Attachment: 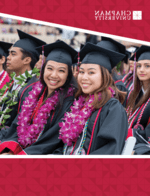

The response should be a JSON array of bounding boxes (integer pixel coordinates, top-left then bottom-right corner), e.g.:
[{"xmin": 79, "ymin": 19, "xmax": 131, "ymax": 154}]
[
  {"xmin": 80, "ymin": 42, "xmax": 126, "ymax": 73},
  {"xmin": 13, "ymin": 29, "xmax": 46, "ymax": 60},
  {"xmin": 97, "ymin": 36, "xmax": 127, "ymax": 63},
  {"xmin": 97, "ymin": 36, "xmax": 126, "ymax": 54},
  {"xmin": 130, "ymin": 45, "xmax": 150, "ymax": 61},
  {"xmin": 0, "ymin": 41, "xmax": 12, "ymax": 57},
  {"xmin": 124, "ymin": 50, "xmax": 132, "ymax": 64},
  {"xmin": 36, "ymin": 40, "xmax": 78, "ymax": 66}
]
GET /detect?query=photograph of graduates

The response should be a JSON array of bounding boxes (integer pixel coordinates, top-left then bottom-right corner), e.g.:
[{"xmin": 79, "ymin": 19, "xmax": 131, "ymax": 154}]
[{"xmin": 1, "ymin": 15, "xmax": 150, "ymax": 155}]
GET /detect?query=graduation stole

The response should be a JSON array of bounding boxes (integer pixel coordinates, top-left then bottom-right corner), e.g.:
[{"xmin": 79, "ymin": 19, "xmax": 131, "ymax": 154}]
[
  {"xmin": 59, "ymin": 87, "xmax": 115, "ymax": 147},
  {"xmin": 122, "ymin": 70, "xmax": 133, "ymax": 84},
  {"xmin": 0, "ymin": 70, "xmax": 8, "ymax": 88},
  {"xmin": 0, "ymin": 68, "xmax": 40, "ymax": 129},
  {"xmin": 17, "ymin": 81, "xmax": 74, "ymax": 148},
  {"xmin": 127, "ymin": 98, "xmax": 150, "ymax": 130}
]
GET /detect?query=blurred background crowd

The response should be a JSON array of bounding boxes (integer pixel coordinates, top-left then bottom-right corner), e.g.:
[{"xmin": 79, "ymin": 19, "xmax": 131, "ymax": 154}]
[{"xmin": 0, "ymin": 16, "xmax": 141, "ymax": 59}]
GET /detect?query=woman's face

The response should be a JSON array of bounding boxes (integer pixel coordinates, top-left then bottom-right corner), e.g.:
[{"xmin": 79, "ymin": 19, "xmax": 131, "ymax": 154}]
[
  {"xmin": 44, "ymin": 60, "xmax": 68, "ymax": 96},
  {"xmin": 137, "ymin": 59, "xmax": 150, "ymax": 82},
  {"xmin": 78, "ymin": 63, "xmax": 102, "ymax": 94}
]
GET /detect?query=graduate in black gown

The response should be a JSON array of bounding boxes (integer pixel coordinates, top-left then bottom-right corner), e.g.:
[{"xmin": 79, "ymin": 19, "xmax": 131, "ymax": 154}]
[
  {"xmin": 0, "ymin": 30, "xmax": 46, "ymax": 128},
  {"xmin": 96, "ymin": 36, "xmax": 127, "ymax": 92},
  {"xmin": 0, "ymin": 41, "xmax": 12, "ymax": 89},
  {"xmin": 59, "ymin": 43, "xmax": 128, "ymax": 155},
  {"xmin": 0, "ymin": 40, "xmax": 77, "ymax": 155},
  {"xmin": 126, "ymin": 46, "xmax": 150, "ymax": 155}
]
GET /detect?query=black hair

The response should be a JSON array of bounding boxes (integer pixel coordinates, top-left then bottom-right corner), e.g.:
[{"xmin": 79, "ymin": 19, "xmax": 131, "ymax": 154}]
[
  {"xmin": 40, "ymin": 60, "xmax": 77, "ymax": 112},
  {"xmin": 0, "ymin": 54, "xmax": 7, "ymax": 70},
  {"xmin": 20, "ymin": 48, "xmax": 37, "ymax": 69}
]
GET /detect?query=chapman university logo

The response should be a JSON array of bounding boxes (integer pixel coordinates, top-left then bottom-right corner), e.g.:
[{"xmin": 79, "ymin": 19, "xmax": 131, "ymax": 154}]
[{"xmin": 95, "ymin": 10, "xmax": 142, "ymax": 20}]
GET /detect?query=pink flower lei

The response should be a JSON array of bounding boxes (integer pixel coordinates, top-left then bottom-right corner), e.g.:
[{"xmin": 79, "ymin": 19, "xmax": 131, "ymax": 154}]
[
  {"xmin": 59, "ymin": 87, "xmax": 115, "ymax": 146},
  {"xmin": 59, "ymin": 94, "xmax": 96, "ymax": 146},
  {"xmin": 17, "ymin": 81, "xmax": 74, "ymax": 148}
]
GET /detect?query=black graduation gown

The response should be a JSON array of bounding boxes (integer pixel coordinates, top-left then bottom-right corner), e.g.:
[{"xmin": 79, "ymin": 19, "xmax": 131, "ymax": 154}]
[
  {"xmin": 64, "ymin": 98, "xmax": 128, "ymax": 155},
  {"xmin": 1, "ymin": 76, "xmax": 38, "ymax": 127},
  {"xmin": 112, "ymin": 72, "xmax": 127, "ymax": 92},
  {"xmin": 126, "ymin": 90, "xmax": 150, "ymax": 155},
  {"xmin": 0, "ymin": 93, "xmax": 74, "ymax": 155},
  {"xmin": 115, "ymin": 80, "xmax": 127, "ymax": 92}
]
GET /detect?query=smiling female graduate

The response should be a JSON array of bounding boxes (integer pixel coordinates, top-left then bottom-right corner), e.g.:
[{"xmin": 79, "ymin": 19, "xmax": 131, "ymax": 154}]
[
  {"xmin": 126, "ymin": 46, "xmax": 150, "ymax": 155},
  {"xmin": 0, "ymin": 40, "xmax": 77, "ymax": 155},
  {"xmin": 59, "ymin": 42, "xmax": 128, "ymax": 155}
]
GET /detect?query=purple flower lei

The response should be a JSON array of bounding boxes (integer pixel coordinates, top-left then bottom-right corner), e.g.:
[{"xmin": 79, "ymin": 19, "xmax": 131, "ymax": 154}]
[
  {"xmin": 59, "ymin": 94, "xmax": 97, "ymax": 146},
  {"xmin": 17, "ymin": 81, "xmax": 74, "ymax": 148},
  {"xmin": 59, "ymin": 87, "xmax": 115, "ymax": 146}
]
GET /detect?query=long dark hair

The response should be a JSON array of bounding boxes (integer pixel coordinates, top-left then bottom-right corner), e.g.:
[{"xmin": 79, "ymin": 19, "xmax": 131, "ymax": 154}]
[
  {"xmin": 0, "ymin": 54, "xmax": 7, "ymax": 70},
  {"xmin": 40, "ymin": 60, "xmax": 77, "ymax": 110},
  {"xmin": 76, "ymin": 65, "xmax": 126, "ymax": 109},
  {"xmin": 126, "ymin": 68, "xmax": 150, "ymax": 115}
]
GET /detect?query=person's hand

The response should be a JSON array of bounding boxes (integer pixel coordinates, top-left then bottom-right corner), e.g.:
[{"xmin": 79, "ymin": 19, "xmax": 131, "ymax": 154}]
[
  {"xmin": 35, "ymin": 55, "xmax": 46, "ymax": 70},
  {"xmin": 72, "ymin": 65, "xmax": 79, "ymax": 79}
]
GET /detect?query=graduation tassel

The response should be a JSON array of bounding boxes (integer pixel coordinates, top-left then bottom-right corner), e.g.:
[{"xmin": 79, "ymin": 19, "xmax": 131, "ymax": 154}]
[
  {"xmin": 40, "ymin": 45, "xmax": 44, "ymax": 79},
  {"xmin": 132, "ymin": 52, "xmax": 136, "ymax": 91},
  {"xmin": 77, "ymin": 52, "xmax": 80, "ymax": 72}
]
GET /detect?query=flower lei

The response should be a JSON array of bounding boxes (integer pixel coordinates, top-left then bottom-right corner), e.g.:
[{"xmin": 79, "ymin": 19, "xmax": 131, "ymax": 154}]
[
  {"xmin": 59, "ymin": 94, "xmax": 96, "ymax": 146},
  {"xmin": 17, "ymin": 81, "xmax": 74, "ymax": 148},
  {"xmin": 59, "ymin": 87, "xmax": 115, "ymax": 146},
  {"xmin": 0, "ymin": 68, "xmax": 40, "ymax": 129}
]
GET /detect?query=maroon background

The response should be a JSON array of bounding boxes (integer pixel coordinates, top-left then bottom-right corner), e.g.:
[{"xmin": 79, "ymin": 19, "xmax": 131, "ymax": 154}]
[
  {"xmin": 0, "ymin": 0, "xmax": 150, "ymax": 195},
  {"xmin": 0, "ymin": 158, "xmax": 150, "ymax": 196}
]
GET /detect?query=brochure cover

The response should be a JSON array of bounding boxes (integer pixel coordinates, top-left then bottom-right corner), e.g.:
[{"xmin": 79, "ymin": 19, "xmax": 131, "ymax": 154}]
[{"xmin": 0, "ymin": 0, "xmax": 150, "ymax": 195}]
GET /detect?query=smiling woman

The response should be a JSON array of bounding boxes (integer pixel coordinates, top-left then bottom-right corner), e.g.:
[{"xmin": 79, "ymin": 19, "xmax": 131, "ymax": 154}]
[
  {"xmin": 126, "ymin": 45, "xmax": 150, "ymax": 155},
  {"xmin": 43, "ymin": 60, "xmax": 68, "ymax": 96},
  {"xmin": 59, "ymin": 42, "xmax": 128, "ymax": 155},
  {"xmin": 78, "ymin": 64, "xmax": 102, "ymax": 95},
  {"xmin": 0, "ymin": 40, "xmax": 78, "ymax": 155}
]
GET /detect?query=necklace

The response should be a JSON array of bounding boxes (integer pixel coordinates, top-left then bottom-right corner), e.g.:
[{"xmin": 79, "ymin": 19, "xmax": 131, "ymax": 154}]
[
  {"xmin": 17, "ymin": 82, "xmax": 74, "ymax": 148},
  {"xmin": 59, "ymin": 94, "xmax": 98, "ymax": 146},
  {"xmin": 0, "ymin": 69, "xmax": 39, "ymax": 129}
]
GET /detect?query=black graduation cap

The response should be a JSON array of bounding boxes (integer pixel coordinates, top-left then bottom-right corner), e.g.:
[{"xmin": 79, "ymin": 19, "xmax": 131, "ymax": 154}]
[
  {"xmin": 36, "ymin": 40, "xmax": 78, "ymax": 66},
  {"xmin": 97, "ymin": 36, "xmax": 126, "ymax": 55},
  {"xmin": 13, "ymin": 29, "xmax": 46, "ymax": 60},
  {"xmin": 80, "ymin": 42, "xmax": 125, "ymax": 73},
  {"xmin": 130, "ymin": 45, "xmax": 150, "ymax": 61},
  {"xmin": 80, "ymin": 44, "xmax": 84, "ymax": 50},
  {"xmin": 126, "ymin": 50, "xmax": 131, "ymax": 59},
  {"xmin": 123, "ymin": 50, "xmax": 132, "ymax": 64},
  {"xmin": 0, "ymin": 41, "xmax": 12, "ymax": 57}
]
